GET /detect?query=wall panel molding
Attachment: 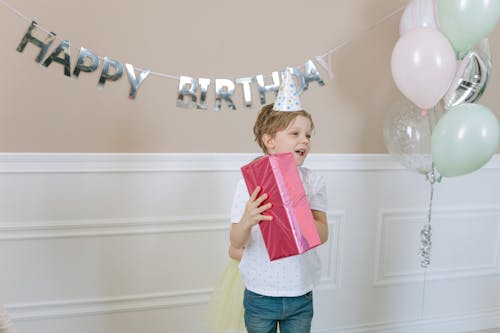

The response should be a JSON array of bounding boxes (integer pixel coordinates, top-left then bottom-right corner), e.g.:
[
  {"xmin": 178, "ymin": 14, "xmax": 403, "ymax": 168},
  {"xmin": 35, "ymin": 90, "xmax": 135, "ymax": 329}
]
[
  {"xmin": 2, "ymin": 153, "xmax": 498, "ymax": 173},
  {"xmin": 317, "ymin": 212, "xmax": 346, "ymax": 291},
  {"xmin": 0, "ymin": 215, "xmax": 228, "ymax": 240},
  {"xmin": 375, "ymin": 206, "xmax": 500, "ymax": 286},
  {"xmin": 6, "ymin": 289, "xmax": 212, "ymax": 321}
]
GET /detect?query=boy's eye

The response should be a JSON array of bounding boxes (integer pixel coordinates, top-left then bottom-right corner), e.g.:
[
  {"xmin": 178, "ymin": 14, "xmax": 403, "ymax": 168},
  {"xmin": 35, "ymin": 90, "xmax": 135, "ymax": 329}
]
[{"xmin": 306, "ymin": 134, "xmax": 311, "ymax": 139}]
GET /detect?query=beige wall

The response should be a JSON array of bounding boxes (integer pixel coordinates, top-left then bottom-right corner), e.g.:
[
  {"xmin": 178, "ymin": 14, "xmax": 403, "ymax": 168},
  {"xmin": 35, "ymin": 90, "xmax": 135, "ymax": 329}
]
[{"xmin": 0, "ymin": 0, "xmax": 499, "ymax": 153}]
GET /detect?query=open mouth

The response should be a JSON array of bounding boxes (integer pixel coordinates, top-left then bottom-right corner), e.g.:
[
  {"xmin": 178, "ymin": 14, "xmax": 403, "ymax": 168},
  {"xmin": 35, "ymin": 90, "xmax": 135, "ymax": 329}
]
[{"xmin": 295, "ymin": 149, "xmax": 306, "ymax": 157}]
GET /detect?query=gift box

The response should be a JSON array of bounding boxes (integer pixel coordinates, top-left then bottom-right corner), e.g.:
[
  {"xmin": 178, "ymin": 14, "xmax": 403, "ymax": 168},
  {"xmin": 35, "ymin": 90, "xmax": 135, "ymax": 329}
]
[{"xmin": 241, "ymin": 152, "xmax": 321, "ymax": 261}]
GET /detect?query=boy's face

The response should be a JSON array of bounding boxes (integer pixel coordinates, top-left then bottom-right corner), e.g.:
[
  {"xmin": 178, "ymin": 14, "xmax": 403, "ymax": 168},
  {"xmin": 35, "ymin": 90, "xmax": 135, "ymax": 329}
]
[{"xmin": 264, "ymin": 115, "xmax": 312, "ymax": 166}]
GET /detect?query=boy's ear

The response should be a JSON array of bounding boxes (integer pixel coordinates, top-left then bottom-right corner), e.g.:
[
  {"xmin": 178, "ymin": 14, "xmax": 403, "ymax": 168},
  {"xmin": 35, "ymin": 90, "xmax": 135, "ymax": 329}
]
[{"xmin": 262, "ymin": 134, "xmax": 275, "ymax": 151}]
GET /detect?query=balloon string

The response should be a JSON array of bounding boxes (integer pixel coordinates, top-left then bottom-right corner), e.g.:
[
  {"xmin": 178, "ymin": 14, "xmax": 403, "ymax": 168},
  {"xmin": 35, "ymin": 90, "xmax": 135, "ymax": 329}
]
[
  {"xmin": 420, "ymin": 173, "xmax": 433, "ymax": 268},
  {"xmin": 419, "ymin": 265, "xmax": 429, "ymax": 333},
  {"xmin": 421, "ymin": 107, "xmax": 435, "ymax": 268},
  {"xmin": 420, "ymin": 167, "xmax": 435, "ymax": 331}
]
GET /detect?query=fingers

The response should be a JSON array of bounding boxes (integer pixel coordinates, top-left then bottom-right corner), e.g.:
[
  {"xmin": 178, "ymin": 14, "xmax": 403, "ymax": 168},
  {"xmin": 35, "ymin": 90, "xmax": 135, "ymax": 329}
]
[
  {"xmin": 255, "ymin": 202, "xmax": 273, "ymax": 222},
  {"xmin": 249, "ymin": 186, "xmax": 262, "ymax": 201},
  {"xmin": 243, "ymin": 187, "xmax": 273, "ymax": 227},
  {"xmin": 257, "ymin": 202, "xmax": 272, "ymax": 213},
  {"xmin": 260, "ymin": 213, "xmax": 273, "ymax": 221},
  {"xmin": 249, "ymin": 186, "xmax": 269, "ymax": 208},
  {"xmin": 254, "ymin": 193, "xmax": 269, "ymax": 207}
]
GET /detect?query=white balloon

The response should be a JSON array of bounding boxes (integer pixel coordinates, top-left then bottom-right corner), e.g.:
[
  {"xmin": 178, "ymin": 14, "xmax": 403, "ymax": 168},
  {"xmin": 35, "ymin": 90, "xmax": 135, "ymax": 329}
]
[{"xmin": 400, "ymin": 0, "xmax": 439, "ymax": 35}]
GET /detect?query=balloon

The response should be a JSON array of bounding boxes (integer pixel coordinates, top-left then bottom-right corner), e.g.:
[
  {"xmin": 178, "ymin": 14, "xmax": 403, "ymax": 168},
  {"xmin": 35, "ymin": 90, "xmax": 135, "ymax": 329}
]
[
  {"xmin": 432, "ymin": 103, "xmax": 500, "ymax": 177},
  {"xmin": 391, "ymin": 28, "xmax": 457, "ymax": 110},
  {"xmin": 384, "ymin": 98, "xmax": 443, "ymax": 175},
  {"xmin": 399, "ymin": 0, "xmax": 438, "ymax": 35},
  {"xmin": 443, "ymin": 39, "xmax": 492, "ymax": 109},
  {"xmin": 437, "ymin": 0, "xmax": 500, "ymax": 55}
]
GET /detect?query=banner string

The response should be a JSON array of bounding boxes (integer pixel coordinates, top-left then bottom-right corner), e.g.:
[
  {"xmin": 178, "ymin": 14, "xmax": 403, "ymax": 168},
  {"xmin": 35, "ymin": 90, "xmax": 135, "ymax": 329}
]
[
  {"xmin": 0, "ymin": 0, "xmax": 407, "ymax": 81},
  {"xmin": 317, "ymin": 3, "xmax": 409, "ymax": 59}
]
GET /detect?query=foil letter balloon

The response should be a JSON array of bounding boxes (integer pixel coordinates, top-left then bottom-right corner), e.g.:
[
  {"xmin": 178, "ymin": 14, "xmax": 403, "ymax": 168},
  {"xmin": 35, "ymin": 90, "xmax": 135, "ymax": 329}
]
[
  {"xmin": 443, "ymin": 39, "xmax": 492, "ymax": 109},
  {"xmin": 125, "ymin": 64, "xmax": 151, "ymax": 99},
  {"xmin": 255, "ymin": 72, "xmax": 280, "ymax": 105},
  {"xmin": 42, "ymin": 39, "xmax": 71, "ymax": 76},
  {"xmin": 303, "ymin": 59, "xmax": 325, "ymax": 90},
  {"xmin": 315, "ymin": 54, "xmax": 334, "ymax": 80},
  {"xmin": 98, "ymin": 57, "xmax": 123, "ymax": 87},
  {"xmin": 215, "ymin": 79, "xmax": 237, "ymax": 111},
  {"xmin": 16, "ymin": 21, "xmax": 56, "ymax": 63},
  {"xmin": 73, "ymin": 47, "xmax": 99, "ymax": 78},
  {"xmin": 236, "ymin": 77, "xmax": 253, "ymax": 107},
  {"xmin": 197, "ymin": 78, "xmax": 210, "ymax": 110},
  {"xmin": 176, "ymin": 76, "xmax": 199, "ymax": 109}
]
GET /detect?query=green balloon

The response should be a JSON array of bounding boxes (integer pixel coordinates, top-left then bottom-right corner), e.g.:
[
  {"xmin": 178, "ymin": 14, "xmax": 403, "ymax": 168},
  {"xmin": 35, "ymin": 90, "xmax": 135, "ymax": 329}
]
[
  {"xmin": 432, "ymin": 103, "xmax": 500, "ymax": 177},
  {"xmin": 437, "ymin": 0, "xmax": 500, "ymax": 54}
]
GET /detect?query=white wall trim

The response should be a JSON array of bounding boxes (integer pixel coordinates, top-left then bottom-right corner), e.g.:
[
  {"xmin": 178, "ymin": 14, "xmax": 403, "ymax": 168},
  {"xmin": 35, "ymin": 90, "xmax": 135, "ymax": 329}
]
[
  {"xmin": 374, "ymin": 206, "xmax": 500, "ymax": 286},
  {"xmin": 0, "ymin": 211, "xmax": 342, "ymax": 241},
  {"xmin": 0, "ymin": 153, "xmax": 498, "ymax": 173},
  {"xmin": 8, "ymin": 296, "xmax": 500, "ymax": 332},
  {"xmin": 14, "ymin": 294, "xmax": 497, "ymax": 333},
  {"xmin": 0, "ymin": 215, "xmax": 229, "ymax": 240},
  {"xmin": 6, "ymin": 289, "xmax": 212, "ymax": 321},
  {"xmin": 3, "ymin": 212, "xmax": 343, "ymax": 321},
  {"xmin": 317, "ymin": 212, "xmax": 346, "ymax": 291},
  {"xmin": 313, "ymin": 307, "xmax": 500, "ymax": 333}
]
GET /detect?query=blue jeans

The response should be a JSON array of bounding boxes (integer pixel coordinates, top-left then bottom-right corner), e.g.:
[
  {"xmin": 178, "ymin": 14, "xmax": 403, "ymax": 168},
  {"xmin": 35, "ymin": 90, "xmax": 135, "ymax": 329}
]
[{"xmin": 243, "ymin": 289, "xmax": 314, "ymax": 333}]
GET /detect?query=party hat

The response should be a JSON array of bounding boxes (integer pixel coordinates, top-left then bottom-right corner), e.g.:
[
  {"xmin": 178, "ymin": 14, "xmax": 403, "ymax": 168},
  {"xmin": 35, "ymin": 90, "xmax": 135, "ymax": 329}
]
[{"xmin": 273, "ymin": 67, "xmax": 303, "ymax": 111}]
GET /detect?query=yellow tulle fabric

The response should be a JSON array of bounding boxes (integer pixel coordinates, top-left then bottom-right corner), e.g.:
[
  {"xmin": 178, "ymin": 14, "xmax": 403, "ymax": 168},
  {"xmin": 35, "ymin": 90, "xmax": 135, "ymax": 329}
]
[
  {"xmin": 0, "ymin": 306, "xmax": 17, "ymax": 333},
  {"xmin": 204, "ymin": 258, "xmax": 246, "ymax": 333}
]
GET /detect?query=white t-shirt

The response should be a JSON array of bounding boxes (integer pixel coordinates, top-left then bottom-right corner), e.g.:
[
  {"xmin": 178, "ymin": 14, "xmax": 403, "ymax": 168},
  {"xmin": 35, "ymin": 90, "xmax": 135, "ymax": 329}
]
[{"xmin": 230, "ymin": 166, "xmax": 328, "ymax": 297}]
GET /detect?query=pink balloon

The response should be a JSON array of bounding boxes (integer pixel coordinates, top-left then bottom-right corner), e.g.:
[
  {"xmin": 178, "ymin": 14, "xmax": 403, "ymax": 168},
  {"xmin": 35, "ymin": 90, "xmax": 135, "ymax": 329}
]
[{"xmin": 391, "ymin": 28, "xmax": 457, "ymax": 109}]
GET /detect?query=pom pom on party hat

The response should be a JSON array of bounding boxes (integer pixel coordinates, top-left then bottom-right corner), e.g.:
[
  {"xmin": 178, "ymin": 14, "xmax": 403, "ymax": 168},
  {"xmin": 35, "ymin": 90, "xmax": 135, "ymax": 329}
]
[{"xmin": 273, "ymin": 67, "xmax": 303, "ymax": 112}]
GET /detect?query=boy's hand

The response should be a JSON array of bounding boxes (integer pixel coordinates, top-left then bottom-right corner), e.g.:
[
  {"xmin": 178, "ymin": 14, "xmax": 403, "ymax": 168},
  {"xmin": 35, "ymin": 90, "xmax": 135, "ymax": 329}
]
[{"xmin": 241, "ymin": 186, "xmax": 273, "ymax": 229}]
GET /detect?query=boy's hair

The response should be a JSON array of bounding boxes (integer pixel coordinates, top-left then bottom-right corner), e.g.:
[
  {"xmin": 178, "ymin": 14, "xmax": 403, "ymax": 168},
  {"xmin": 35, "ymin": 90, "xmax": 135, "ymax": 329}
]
[{"xmin": 253, "ymin": 103, "xmax": 315, "ymax": 154}]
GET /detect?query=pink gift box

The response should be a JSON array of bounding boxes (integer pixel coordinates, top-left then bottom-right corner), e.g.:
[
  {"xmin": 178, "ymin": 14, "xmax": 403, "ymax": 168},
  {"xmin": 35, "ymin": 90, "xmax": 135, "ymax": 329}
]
[{"xmin": 241, "ymin": 152, "xmax": 321, "ymax": 261}]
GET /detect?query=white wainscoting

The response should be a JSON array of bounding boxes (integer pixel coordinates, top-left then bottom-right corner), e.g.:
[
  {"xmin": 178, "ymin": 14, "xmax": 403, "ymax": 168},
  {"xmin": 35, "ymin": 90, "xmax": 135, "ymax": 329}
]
[{"xmin": 0, "ymin": 153, "xmax": 499, "ymax": 333}]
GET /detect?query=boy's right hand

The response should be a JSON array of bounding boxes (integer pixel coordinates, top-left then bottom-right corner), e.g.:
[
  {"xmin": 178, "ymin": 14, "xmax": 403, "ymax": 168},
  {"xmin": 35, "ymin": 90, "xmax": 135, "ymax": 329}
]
[{"xmin": 241, "ymin": 186, "xmax": 273, "ymax": 229}]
